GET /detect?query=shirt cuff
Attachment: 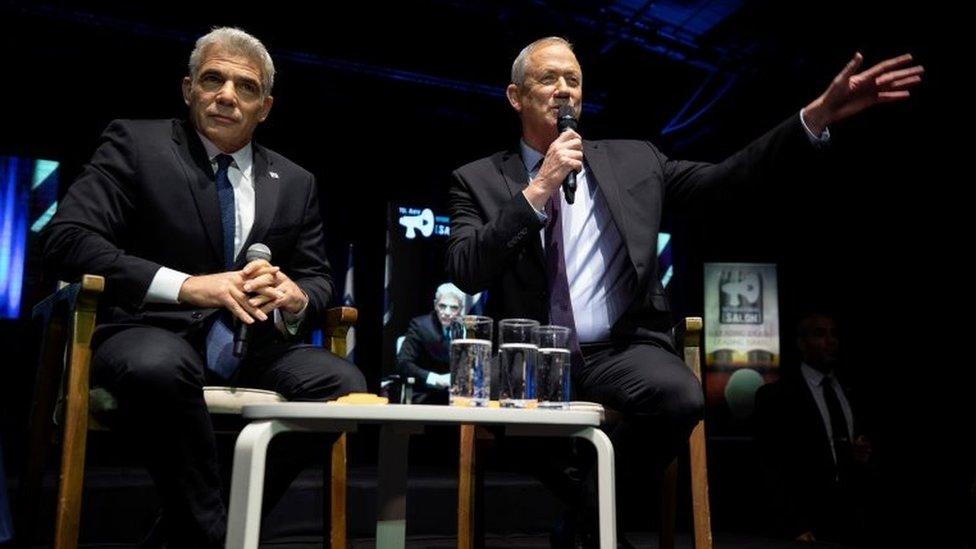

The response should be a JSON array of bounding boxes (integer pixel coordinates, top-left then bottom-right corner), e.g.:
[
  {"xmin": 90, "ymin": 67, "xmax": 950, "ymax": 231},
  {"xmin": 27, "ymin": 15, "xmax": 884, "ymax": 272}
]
[
  {"xmin": 145, "ymin": 267, "xmax": 191, "ymax": 304},
  {"xmin": 274, "ymin": 299, "xmax": 308, "ymax": 335},
  {"xmin": 799, "ymin": 109, "xmax": 831, "ymax": 146},
  {"xmin": 523, "ymin": 192, "xmax": 548, "ymax": 222}
]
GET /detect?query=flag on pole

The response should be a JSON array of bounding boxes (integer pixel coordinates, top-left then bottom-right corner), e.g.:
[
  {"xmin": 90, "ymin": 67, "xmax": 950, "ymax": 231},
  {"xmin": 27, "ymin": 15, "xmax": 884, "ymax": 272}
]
[
  {"xmin": 342, "ymin": 244, "xmax": 356, "ymax": 362},
  {"xmin": 382, "ymin": 228, "xmax": 393, "ymax": 327},
  {"xmin": 465, "ymin": 291, "xmax": 488, "ymax": 315}
]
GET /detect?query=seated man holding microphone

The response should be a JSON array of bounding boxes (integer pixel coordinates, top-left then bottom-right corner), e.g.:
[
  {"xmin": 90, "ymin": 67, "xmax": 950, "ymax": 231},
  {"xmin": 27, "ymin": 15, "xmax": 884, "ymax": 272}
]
[
  {"xmin": 42, "ymin": 26, "xmax": 364, "ymax": 547},
  {"xmin": 446, "ymin": 36, "xmax": 921, "ymax": 545}
]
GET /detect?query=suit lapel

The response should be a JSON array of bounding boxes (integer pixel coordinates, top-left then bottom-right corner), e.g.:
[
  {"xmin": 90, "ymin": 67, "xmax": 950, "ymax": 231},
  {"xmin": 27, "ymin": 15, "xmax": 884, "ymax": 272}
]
[
  {"xmin": 500, "ymin": 149, "xmax": 528, "ymax": 199},
  {"xmin": 239, "ymin": 144, "xmax": 279, "ymax": 265},
  {"xmin": 499, "ymin": 150, "xmax": 544, "ymax": 269},
  {"xmin": 171, "ymin": 120, "xmax": 224, "ymax": 265},
  {"xmin": 584, "ymin": 141, "xmax": 639, "ymax": 273}
]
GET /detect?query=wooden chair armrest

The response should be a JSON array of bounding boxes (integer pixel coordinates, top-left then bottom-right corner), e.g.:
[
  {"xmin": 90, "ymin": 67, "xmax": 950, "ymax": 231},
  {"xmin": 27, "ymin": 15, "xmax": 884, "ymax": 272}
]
[
  {"xmin": 32, "ymin": 275, "xmax": 105, "ymax": 323},
  {"xmin": 679, "ymin": 316, "xmax": 703, "ymax": 380},
  {"xmin": 323, "ymin": 306, "xmax": 357, "ymax": 332},
  {"xmin": 323, "ymin": 306, "xmax": 357, "ymax": 358}
]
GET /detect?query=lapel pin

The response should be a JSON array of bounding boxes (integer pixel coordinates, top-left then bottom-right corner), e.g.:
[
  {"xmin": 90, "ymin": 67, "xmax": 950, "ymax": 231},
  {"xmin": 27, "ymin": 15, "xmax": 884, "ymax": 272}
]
[{"xmin": 269, "ymin": 171, "xmax": 279, "ymax": 179}]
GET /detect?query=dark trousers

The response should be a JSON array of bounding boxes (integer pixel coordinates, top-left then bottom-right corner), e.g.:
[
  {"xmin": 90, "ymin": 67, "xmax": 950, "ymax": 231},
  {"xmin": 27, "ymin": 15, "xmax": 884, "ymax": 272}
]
[
  {"xmin": 91, "ymin": 325, "xmax": 366, "ymax": 548},
  {"xmin": 576, "ymin": 338, "xmax": 705, "ymax": 475},
  {"xmin": 508, "ymin": 337, "xmax": 704, "ymax": 531},
  {"xmin": 564, "ymin": 338, "xmax": 705, "ymax": 528}
]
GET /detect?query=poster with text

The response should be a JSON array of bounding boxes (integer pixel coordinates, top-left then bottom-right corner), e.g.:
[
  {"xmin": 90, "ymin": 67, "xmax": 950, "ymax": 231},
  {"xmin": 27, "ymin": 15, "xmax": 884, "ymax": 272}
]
[{"xmin": 703, "ymin": 262, "xmax": 780, "ymax": 430}]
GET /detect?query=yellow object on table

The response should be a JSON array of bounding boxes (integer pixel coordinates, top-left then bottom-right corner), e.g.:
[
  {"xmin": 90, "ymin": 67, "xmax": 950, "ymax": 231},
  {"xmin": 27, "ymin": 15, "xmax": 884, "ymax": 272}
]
[
  {"xmin": 329, "ymin": 393, "xmax": 389, "ymax": 405},
  {"xmin": 449, "ymin": 399, "xmax": 541, "ymax": 408}
]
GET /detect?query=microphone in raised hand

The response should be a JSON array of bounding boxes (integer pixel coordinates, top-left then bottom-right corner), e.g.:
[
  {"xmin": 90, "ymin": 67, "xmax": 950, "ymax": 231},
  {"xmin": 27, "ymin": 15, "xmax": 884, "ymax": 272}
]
[{"xmin": 557, "ymin": 103, "xmax": 579, "ymax": 205}]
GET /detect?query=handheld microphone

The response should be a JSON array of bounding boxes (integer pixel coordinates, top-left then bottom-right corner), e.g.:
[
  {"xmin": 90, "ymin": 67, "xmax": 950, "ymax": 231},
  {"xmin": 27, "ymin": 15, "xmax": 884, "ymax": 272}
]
[
  {"xmin": 234, "ymin": 243, "xmax": 272, "ymax": 357},
  {"xmin": 557, "ymin": 104, "xmax": 578, "ymax": 205}
]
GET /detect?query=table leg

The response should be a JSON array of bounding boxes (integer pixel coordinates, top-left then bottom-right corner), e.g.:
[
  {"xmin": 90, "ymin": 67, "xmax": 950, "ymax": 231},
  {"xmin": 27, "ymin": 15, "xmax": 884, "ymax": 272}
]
[
  {"xmin": 574, "ymin": 427, "xmax": 617, "ymax": 549},
  {"xmin": 376, "ymin": 425, "xmax": 411, "ymax": 549},
  {"xmin": 226, "ymin": 420, "xmax": 287, "ymax": 549}
]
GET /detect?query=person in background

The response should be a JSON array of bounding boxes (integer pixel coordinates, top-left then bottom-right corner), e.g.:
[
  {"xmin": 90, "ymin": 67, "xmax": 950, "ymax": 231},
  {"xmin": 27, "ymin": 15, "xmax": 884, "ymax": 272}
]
[
  {"xmin": 756, "ymin": 313, "xmax": 874, "ymax": 545},
  {"xmin": 396, "ymin": 282, "xmax": 466, "ymax": 403}
]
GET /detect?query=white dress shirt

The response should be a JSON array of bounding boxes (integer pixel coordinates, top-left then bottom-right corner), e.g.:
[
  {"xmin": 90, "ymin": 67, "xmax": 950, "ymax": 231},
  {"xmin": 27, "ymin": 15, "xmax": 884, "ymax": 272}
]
[{"xmin": 522, "ymin": 142, "xmax": 635, "ymax": 343}]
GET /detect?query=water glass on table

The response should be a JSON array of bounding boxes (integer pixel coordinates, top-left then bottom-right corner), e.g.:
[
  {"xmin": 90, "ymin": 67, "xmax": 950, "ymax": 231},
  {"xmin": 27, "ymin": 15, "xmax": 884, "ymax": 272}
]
[
  {"xmin": 498, "ymin": 318, "xmax": 540, "ymax": 408},
  {"xmin": 449, "ymin": 315, "xmax": 493, "ymax": 407},
  {"xmin": 533, "ymin": 325, "xmax": 572, "ymax": 409}
]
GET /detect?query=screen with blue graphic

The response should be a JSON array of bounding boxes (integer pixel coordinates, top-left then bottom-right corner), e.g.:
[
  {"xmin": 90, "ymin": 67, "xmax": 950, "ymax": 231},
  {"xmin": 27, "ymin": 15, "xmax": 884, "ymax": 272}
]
[
  {"xmin": 1, "ymin": 156, "xmax": 59, "ymax": 319},
  {"xmin": 397, "ymin": 206, "xmax": 450, "ymax": 240},
  {"xmin": 382, "ymin": 204, "xmax": 457, "ymax": 375}
]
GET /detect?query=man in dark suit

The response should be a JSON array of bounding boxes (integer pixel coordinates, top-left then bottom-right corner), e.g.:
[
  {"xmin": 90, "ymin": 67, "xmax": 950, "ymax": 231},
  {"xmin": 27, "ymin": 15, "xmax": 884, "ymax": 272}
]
[
  {"xmin": 447, "ymin": 36, "xmax": 920, "ymax": 543},
  {"xmin": 43, "ymin": 27, "xmax": 365, "ymax": 547},
  {"xmin": 755, "ymin": 314, "xmax": 873, "ymax": 545},
  {"xmin": 396, "ymin": 282, "xmax": 465, "ymax": 402}
]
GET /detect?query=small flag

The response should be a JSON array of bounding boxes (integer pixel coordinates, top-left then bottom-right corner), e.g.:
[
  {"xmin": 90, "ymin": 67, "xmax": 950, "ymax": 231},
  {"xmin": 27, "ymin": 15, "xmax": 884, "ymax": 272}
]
[
  {"xmin": 342, "ymin": 244, "xmax": 356, "ymax": 362},
  {"xmin": 382, "ymin": 228, "xmax": 393, "ymax": 326},
  {"xmin": 465, "ymin": 291, "xmax": 488, "ymax": 315}
]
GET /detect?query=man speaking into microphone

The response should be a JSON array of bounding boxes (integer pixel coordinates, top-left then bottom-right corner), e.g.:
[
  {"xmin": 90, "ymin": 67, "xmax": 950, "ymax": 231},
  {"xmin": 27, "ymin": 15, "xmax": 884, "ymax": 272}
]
[
  {"xmin": 447, "ymin": 36, "xmax": 921, "ymax": 542},
  {"xmin": 43, "ymin": 27, "xmax": 364, "ymax": 547}
]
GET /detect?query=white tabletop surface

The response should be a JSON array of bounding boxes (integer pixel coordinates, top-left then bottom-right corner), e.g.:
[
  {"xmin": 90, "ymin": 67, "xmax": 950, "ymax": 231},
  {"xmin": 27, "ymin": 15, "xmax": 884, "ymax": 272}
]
[{"xmin": 242, "ymin": 402, "xmax": 603, "ymax": 427}]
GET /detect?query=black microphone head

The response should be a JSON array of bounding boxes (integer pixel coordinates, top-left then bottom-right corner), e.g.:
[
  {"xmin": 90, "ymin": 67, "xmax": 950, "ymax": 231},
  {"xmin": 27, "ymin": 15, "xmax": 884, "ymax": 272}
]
[
  {"xmin": 557, "ymin": 104, "xmax": 577, "ymax": 133},
  {"xmin": 245, "ymin": 243, "xmax": 272, "ymax": 263}
]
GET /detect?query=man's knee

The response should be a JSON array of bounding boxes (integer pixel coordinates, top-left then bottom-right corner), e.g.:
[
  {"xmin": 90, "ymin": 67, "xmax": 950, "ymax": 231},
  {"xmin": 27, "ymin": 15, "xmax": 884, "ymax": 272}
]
[
  {"xmin": 625, "ymin": 354, "xmax": 704, "ymax": 429},
  {"xmin": 661, "ymin": 376, "xmax": 704, "ymax": 430},
  {"xmin": 281, "ymin": 348, "xmax": 367, "ymax": 400},
  {"xmin": 332, "ymin": 359, "xmax": 367, "ymax": 395},
  {"xmin": 94, "ymin": 328, "xmax": 204, "ymax": 400},
  {"xmin": 127, "ymin": 347, "xmax": 201, "ymax": 394}
]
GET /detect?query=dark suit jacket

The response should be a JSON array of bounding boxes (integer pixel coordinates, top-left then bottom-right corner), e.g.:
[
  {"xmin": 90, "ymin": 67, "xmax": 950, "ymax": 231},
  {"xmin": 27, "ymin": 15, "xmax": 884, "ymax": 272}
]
[
  {"xmin": 447, "ymin": 115, "xmax": 818, "ymax": 341},
  {"xmin": 43, "ymin": 119, "xmax": 332, "ymax": 347},
  {"xmin": 754, "ymin": 371, "xmax": 863, "ymax": 538},
  {"xmin": 396, "ymin": 311, "xmax": 450, "ymax": 386}
]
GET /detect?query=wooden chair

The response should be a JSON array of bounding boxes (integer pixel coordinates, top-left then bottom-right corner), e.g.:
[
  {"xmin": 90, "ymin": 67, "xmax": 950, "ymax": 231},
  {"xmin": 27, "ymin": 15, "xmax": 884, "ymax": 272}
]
[
  {"xmin": 456, "ymin": 317, "xmax": 713, "ymax": 549},
  {"xmin": 660, "ymin": 317, "xmax": 712, "ymax": 549},
  {"xmin": 18, "ymin": 274, "xmax": 357, "ymax": 549}
]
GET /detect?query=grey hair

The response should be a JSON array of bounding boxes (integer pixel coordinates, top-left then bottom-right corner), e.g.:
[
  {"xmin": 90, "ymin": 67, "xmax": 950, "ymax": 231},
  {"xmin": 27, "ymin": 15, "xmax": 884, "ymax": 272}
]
[
  {"xmin": 511, "ymin": 36, "xmax": 573, "ymax": 86},
  {"xmin": 434, "ymin": 283, "xmax": 466, "ymax": 309},
  {"xmin": 188, "ymin": 27, "xmax": 275, "ymax": 95}
]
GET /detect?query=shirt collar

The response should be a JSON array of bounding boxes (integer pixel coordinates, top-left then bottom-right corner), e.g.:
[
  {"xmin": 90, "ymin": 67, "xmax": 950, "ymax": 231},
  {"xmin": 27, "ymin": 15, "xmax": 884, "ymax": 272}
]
[
  {"xmin": 519, "ymin": 139, "xmax": 545, "ymax": 178},
  {"xmin": 800, "ymin": 362, "xmax": 836, "ymax": 387},
  {"xmin": 520, "ymin": 138, "xmax": 589, "ymax": 181}
]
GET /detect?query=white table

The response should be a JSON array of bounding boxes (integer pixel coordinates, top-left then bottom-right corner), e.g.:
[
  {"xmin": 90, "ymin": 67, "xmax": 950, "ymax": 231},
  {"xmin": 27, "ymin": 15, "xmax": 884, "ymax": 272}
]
[{"xmin": 225, "ymin": 403, "xmax": 615, "ymax": 548}]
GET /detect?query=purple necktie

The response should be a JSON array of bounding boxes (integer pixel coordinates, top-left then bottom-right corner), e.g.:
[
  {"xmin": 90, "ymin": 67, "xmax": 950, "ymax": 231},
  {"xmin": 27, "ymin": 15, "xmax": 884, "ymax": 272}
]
[{"xmin": 544, "ymin": 191, "xmax": 583, "ymax": 367}]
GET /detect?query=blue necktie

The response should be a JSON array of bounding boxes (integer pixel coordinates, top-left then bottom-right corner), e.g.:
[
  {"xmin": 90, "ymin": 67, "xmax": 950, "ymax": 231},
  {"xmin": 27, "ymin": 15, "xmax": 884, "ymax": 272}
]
[
  {"xmin": 205, "ymin": 154, "xmax": 240, "ymax": 380},
  {"xmin": 214, "ymin": 154, "xmax": 236, "ymax": 270}
]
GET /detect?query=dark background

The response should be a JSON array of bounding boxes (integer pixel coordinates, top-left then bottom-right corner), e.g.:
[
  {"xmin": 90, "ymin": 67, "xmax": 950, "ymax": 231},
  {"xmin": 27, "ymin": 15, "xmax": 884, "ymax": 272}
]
[{"xmin": 1, "ymin": 0, "xmax": 968, "ymax": 544}]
